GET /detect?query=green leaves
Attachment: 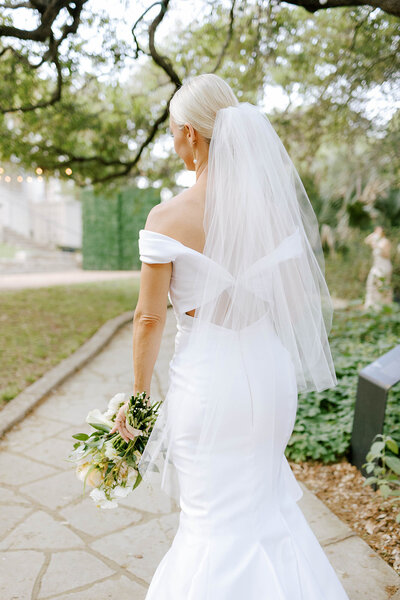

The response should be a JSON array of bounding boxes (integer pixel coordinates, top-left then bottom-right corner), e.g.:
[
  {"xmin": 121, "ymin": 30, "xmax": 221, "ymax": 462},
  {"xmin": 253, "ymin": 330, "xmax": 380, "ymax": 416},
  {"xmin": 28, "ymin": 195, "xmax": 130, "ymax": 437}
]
[
  {"xmin": 72, "ymin": 433, "xmax": 89, "ymax": 441},
  {"xmin": 385, "ymin": 456, "xmax": 400, "ymax": 477},
  {"xmin": 132, "ymin": 472, "xmax": 142, "ymax": 491},
  {"xmin": 1, "ymin": 4, "xmax": 397, "ymax": 192},
  {"xmin": 362, "ymin": 433, "xmax": 400, "ymax": 521},
  {"xmin": 286, "ymin": 304, "xmax": 400, "ymax": 464},
  {"xmin": 386, "ymin": 438, "xmax": 399, "ymax": 455},
  {"xmin": 369, "ymin": 441, "xmax": 386, "ymax": 457},
  {"xmin": 87, "ymin": 422, "xmax": 111, "ymax": 433}
]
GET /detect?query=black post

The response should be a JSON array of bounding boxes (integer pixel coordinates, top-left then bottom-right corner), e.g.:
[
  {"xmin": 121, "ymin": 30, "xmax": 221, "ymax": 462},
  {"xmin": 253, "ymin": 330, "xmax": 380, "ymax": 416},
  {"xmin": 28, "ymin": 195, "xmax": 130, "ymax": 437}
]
[{"xmin": 350, "ymin": 345, "xmax": 400, "ymax": 475}]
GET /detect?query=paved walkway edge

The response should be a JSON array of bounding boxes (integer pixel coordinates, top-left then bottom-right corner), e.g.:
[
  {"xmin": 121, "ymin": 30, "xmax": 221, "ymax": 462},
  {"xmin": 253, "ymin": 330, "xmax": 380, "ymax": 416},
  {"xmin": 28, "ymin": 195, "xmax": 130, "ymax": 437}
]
[
  {"xmin": 0, "ymin": 310, "xmax": 135, "ymax": 439},
  {"xmin": 298, "ymin": 483, "xmax": 400, "ymax": 596}
]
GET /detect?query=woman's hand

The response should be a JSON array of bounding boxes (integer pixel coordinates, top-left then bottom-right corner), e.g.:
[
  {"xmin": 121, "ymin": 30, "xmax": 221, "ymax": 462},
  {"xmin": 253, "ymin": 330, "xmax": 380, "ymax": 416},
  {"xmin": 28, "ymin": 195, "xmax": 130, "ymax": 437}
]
[{"xmin": 109, "ymin": 401, "xmax": 136, "ymax": 443}]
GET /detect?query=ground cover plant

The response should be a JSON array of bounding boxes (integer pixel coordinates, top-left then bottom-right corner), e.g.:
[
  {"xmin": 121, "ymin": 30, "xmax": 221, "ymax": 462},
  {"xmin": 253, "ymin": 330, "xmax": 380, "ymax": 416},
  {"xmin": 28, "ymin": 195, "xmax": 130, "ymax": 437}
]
[{"xmin": 286, "ymin": 302, "xmax": 400, "ymax": 463}]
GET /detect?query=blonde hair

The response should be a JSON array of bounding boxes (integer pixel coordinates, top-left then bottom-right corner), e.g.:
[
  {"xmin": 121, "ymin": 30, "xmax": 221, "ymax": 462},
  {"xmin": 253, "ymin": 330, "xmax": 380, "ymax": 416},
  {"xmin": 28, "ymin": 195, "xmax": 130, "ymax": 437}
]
[{"xmin": 169, "ymin": 73, "xmax": 239, "ymax": 143}]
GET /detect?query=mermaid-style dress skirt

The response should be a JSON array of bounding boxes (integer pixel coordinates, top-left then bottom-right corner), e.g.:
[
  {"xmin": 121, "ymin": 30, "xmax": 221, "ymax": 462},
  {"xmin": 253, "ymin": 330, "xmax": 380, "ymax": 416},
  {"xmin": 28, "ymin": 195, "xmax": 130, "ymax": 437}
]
[{"xmin": 144, "ymin": 310, "xmax": 349, "ymax": 600}]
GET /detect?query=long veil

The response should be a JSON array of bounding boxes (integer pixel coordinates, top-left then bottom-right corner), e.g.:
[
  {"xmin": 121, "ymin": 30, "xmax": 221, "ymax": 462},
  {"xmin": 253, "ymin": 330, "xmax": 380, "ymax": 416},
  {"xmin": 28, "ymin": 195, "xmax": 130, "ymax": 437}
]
[{"xmin": 137, "ymin": 101, "xmax": 337, "ymax": 504}]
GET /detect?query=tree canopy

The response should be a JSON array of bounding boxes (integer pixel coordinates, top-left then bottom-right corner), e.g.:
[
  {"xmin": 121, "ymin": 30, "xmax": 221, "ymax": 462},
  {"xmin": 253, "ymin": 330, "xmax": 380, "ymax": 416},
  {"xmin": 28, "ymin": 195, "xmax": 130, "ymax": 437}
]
[{"xmin": 0, "ymin": 0, "xmax": 398, "ymax": 231}]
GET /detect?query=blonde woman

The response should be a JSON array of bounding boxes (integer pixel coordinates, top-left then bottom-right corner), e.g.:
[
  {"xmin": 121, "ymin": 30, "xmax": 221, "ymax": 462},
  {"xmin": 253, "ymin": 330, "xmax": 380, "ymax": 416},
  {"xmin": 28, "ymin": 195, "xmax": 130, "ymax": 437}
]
[{"xmin": 113, "ymin": 73, "xmax": 349, "ymax": 599}]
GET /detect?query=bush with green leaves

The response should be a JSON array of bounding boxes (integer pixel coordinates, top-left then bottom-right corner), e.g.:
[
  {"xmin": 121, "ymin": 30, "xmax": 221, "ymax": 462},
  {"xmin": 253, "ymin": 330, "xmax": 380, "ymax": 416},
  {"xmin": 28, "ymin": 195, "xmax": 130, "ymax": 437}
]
[
  {"xmin": 285, "ymin": 303, "xmax": 400, "ymax": 463},
  {"xmin": 363, "ymin": 434, "xmax": 400, "ymax": 523}
]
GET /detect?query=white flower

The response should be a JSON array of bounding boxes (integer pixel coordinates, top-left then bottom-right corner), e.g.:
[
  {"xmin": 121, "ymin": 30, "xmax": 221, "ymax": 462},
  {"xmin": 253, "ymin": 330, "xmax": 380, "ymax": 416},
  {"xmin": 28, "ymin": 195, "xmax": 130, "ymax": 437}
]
[
  {"xmin": 85, "ymin": 408, "xmax": 113, "ymax": 429},
  {"xmin": 76, "ymin": 462, "xmax": 91, "ymax": 482},
  {"xmin": 104, "ymin": 439, "xmax": 120, "ymax": 462},
  {"xmin": 87, "ymin": 468, "xmax": 104, "ymax": 487},
  {"xmin": 76, "ymin": 463, "xmax": 104, "ymax": 487},
  {"xmin": 90, "ymin": 487, "xmax": 119, "ymax": 509},
  {"xmin": 112, "ymin": 484, "xmax": 132, "ymax": 498},
  {"xmin": 104, "ymin": 392, "xmax": 127, "ymax": 419},
  {"xmin": 67, "ymin": 446, "xmax": 87, "ymax": 463},
  {"xmin": 74, "ymin": 453, "xmax": 91, "ymax": 466}
]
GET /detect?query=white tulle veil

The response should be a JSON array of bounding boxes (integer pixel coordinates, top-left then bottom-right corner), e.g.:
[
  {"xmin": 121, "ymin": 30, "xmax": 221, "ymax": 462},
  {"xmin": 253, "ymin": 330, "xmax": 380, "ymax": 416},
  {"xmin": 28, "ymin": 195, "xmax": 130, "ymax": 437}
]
[{"xmin": 137, "ymin": 101, "xmax": 337, "ymax": 504}]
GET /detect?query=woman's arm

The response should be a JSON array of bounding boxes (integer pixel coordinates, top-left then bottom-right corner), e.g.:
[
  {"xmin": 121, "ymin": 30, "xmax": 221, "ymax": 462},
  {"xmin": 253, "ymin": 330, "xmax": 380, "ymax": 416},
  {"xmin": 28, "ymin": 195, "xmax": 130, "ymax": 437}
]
[
  {"xmin": 111, "ymin": 258, "xmax": 172, "ymax": 442},
  {"xmin": 110, "ymin": 204, "xmax": 175, "ymax": 441},
  {"xmin": 132, "ymin": 259, "xmax": 172, "ymax": 398}
]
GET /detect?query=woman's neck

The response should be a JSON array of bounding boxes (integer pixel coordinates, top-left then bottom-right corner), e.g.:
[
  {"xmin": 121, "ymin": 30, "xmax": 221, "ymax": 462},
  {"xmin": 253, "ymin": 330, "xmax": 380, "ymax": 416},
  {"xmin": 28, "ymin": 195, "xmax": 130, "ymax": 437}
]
[{"xmin": 195, "ymin": 161, "xmax": 208, "ymax": 182}]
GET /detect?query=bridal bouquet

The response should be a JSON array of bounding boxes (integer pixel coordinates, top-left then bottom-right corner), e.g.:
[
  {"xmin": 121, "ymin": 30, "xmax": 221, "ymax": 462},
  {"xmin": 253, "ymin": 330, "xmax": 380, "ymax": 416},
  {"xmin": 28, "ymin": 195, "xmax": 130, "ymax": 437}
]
[{"xmin": 67, "ymin": 391, "xmax": 161, "ymax": 509}]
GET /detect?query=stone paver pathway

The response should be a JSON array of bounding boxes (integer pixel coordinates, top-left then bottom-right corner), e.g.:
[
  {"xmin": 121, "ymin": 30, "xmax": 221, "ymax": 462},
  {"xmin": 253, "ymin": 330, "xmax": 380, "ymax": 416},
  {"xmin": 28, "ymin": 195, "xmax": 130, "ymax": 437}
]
[
  {"xmin": 0, "ymin": 310, "xmax": 178, "ymax": 600},
  {"xmin": 0, "ymin": 270, "xmax": 140, "ymax": 291},
  {"xmin": 1, "ymin": 308, "xmax": 399, "ymax": 600}
]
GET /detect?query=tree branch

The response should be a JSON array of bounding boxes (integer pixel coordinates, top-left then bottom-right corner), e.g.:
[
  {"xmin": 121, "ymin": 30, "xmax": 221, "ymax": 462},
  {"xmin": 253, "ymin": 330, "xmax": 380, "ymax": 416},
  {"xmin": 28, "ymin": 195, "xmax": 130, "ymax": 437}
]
[
  {"xmin": 27, "ymin": 0, "xmax": 182, "ymax": 184},
  {"xmin": 91, "ymin": 0, "xmax": 182, "ymax": 184},
  {"xmin": 91, "ymin": 102, "xmax": 172, "ymax": 185},
  {"xmin": 0, "ymin": 2, "xmax": 33, "ymax": 8},
  {"xmin": 211, "ymin": 0, "xmax": 236, "ymax": 73},
  {"xmin": 147, "ymin": 0, "xmax": 181, "ymax": 87},
  {"xmin": 0, "ymin": 0, "xmax": 89, "ymax": 112},
  {"xmin": 349, "ymin": 8, "xmax": 373, "ymax": 52},
  {"xmin": 131, "ymin": 1, "xmax": 162, "ymax": 58},
  {"xmin": 0, "ymin": 36, "xmax": 63, "ymax": 112},
  {"xmin": 284, "ymin": 0, "xmax": 400, "ymax": 18}
]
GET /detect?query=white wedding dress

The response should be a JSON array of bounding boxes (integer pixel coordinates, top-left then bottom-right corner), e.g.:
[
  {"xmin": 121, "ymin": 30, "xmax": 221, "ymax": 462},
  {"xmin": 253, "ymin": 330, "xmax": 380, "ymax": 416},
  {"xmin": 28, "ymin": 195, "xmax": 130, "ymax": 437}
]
[{"xmin": 138, "ymin": 228, "xmax": 350, "ymax": 600}]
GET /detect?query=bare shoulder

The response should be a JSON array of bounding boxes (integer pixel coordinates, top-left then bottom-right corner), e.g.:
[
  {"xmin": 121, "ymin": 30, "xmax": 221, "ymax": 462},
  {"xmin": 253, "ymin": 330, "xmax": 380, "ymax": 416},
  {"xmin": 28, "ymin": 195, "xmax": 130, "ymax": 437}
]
[
  {"xmin": 144, "ymin": 195, "xmax": 179, "ymax": 233},
  {"xmin": 144, "ymin": 187, "xmax": 205, "ymax": 251}
]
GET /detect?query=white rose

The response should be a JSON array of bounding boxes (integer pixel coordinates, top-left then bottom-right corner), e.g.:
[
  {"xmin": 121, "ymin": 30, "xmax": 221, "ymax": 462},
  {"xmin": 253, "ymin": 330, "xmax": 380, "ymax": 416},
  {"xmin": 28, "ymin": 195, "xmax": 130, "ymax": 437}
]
[
  {"xmin": 75, "ymin": 453, "xmax": 91, "ymax": 466},
  {"xmin": 113, "ymin": 484, "xmax": 132, "ymax": 498},
  {"xmin": 85, "ymin": 408, "xmax": 113, "ymax": 429},
  {"xmin": 75, "ymin": 462, "xmax": 91, "ymax": 482},
  {"xmin": 86, "ymin": 468, "xmax": 104, "ymax": 487},
  {"xmin": 104, "ymin": 392, "xmax": 127, "ymax": 419},
  {"xmin": 89, "ymin": 487, "xmax": 118, "ymax": 509},
  {"xmin": 75, "ymin": 462, "xmax": 104, "ymax": 487},
  {"xmin": 104, "ymin": 439, "xmax": 120, "ymax": 462}
]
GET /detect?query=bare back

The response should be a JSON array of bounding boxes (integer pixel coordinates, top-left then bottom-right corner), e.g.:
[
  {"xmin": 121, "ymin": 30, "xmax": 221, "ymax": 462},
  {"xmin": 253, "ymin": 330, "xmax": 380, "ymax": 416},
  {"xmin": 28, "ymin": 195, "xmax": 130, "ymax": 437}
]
[
  {"xmin": 146, "ymin": 181, "xmax": 207, "ymax": 255},
  {"xmin": 144, "ymin": 178, "xmax": 207, "ymax": 318}
]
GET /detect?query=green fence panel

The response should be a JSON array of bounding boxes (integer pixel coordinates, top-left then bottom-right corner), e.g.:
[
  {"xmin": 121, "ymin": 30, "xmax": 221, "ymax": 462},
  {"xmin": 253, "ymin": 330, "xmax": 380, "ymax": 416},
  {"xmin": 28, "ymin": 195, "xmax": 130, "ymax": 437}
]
[
  {"xmin": 119, "ymin": 187, "xmax": 161, "ymax": 270},
  {"xmin": 81, "ymin": 186, "xmax": 160, "ymax": 270}
]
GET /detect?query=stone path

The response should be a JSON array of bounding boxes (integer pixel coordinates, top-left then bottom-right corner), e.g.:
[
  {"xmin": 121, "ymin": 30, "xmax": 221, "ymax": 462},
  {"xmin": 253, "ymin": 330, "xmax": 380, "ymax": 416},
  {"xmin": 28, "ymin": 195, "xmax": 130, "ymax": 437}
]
[
  {"xmin": 0, "ymin": 270, "xmax": 140, "ymax": 291},
  {"xmin": 1, "ymin": 308, "xmax": 399, "ymax": 600}
]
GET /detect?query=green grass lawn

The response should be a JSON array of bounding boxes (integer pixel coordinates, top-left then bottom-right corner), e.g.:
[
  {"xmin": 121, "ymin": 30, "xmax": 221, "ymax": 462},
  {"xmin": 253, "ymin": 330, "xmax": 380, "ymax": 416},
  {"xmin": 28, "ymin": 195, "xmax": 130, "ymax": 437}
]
[{"xmin": 0, "ymin": 278, "xmax": 140, "ymax": 407}]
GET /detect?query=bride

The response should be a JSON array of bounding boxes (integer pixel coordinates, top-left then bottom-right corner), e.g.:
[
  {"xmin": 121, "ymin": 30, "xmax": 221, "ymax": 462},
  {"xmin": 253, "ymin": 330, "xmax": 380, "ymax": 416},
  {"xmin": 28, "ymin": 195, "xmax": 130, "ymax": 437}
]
[{"xmin": 112, "ymin": 73, "xmax": 350, "ymax": 599}]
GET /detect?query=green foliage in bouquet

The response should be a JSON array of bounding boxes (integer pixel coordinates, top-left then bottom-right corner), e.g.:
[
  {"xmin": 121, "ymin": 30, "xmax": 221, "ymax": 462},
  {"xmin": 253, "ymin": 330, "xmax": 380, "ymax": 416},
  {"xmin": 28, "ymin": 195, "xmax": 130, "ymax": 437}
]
[
  {"xmin": 363, "ymin": 434, "xmax": 400, "ymax": 524},
  {"xmin": 67, "ymin": 391, "xmax": 162, "ymax": 508}
]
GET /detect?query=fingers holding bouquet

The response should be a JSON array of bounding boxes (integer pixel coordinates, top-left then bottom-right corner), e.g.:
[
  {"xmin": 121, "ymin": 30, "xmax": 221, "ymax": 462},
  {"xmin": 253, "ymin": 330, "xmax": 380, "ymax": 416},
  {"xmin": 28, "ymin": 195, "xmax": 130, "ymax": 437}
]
[
  {"xmin": 109, "ymin": 400, "xmax": 134, "ymax": 442},
  {"xmin": 109, "ymin": 392, "xmax": 153, "ymax": 443}
]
